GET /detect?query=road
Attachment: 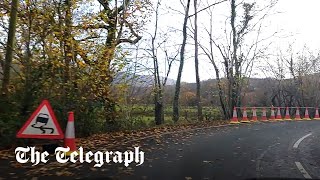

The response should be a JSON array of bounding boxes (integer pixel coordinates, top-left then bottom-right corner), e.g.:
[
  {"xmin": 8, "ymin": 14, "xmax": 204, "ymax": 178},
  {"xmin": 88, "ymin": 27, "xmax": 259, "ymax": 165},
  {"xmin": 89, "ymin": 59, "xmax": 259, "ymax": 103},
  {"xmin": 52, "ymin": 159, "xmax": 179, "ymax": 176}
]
[
  {"xmin": 1, "ymin": 120, "xmax": 320, "ymax": 179},
  {"xmin": 120, "ymin": 121, "xmax": 320, "ymax": 180}
]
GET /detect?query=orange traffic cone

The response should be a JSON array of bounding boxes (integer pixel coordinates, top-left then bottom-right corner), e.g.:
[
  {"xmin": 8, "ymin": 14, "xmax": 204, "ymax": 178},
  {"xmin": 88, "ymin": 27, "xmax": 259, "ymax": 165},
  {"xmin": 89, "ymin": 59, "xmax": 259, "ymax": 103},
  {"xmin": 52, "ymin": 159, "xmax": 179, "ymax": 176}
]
[
  {"xmin": 270, "ymin": 106, "xmax": 275, "ymax": 121},
  {"xmin": 230, "ymin": 107, "xmax": 240, "ymax": 124},
  {"xmin": 284, "ymin": 107, "xmax": 291, "ymax": 120},
  {"xmin": 261, "ymin": 107, "xmax": 268, "ymax": 121},
  {"xmin": 64, "ymin": 112, "xmax": 77, "ymax": 156},
  {"xmin": 314, "ymin": 107, "xmax": 320, "ymax": 120},
  {"xmin": 295, "ymin": 107, "xmax": 302, "ymax": 120},
  {"xmin": 275, "ymin": 107, "xmax": 282, "ymax": 121},
  {"xmin": 251, "ymin": 107, "xmax": 258, "ymax": 122},
  {"xmin": 304, "ymin": 107, "xmax": 311, "ymax": 120},
  {"xmin": 241, "ymin": 107, "xmax": 250, "ymax": 123}
]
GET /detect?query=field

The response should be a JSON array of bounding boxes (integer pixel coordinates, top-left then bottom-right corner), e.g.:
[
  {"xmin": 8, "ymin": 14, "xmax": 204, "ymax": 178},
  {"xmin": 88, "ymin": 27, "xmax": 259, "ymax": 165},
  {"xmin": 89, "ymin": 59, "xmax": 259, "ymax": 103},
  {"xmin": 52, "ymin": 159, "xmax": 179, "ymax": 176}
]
[{"xmin": 116, "ymin": 105, "xmax": 223, "ymax": 130}]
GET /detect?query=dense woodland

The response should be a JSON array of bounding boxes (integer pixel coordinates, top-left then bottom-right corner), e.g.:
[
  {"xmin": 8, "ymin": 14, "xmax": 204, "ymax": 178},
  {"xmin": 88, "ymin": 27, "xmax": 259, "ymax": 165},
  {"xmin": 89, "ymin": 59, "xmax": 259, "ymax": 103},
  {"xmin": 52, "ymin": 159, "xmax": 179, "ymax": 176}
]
[{"xmin": 0, "ymin": 0, "xmax": 319, "ymax": 148}]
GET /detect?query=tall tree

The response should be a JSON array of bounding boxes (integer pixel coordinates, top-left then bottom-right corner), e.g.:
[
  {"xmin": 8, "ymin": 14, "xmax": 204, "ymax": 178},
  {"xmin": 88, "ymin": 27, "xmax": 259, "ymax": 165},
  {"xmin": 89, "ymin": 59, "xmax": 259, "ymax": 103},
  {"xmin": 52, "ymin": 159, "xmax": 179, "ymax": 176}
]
[
  {"xmin": 87, "ymin": 0, "xmax": 147, "ymax": 130},
  {"xmin": 1, "ymin": 0, "xmax": 19, "ymax": 97},
  {"xmin": 148, "ymin": 0, "xmax": 178, "ymax": 125},
  {"xmin": 63, "ymin": 0, "xmax": 73, "ymax": 85},
  {"xmin": 199, "ymin": 4, "xmax": 228, "ymax": 119},
  {"xmin": 208, "ymin": 0, "xmax": 277, "ymax": 119},
  {"xmin": 190, "ymin": 0, "xmax": 227, "ymax": 119},
  {"xmin": 151, "ymin": 0, "xmax": 163, "ymax": 125},
  {"xmin": 173, "ymin": 0, "xmax": 191, "ymax": 122},
  {"xmin": 193, "ymin": 0, "xmax": 203, "ymax": 121},
  {"xmin": 20, "ymin": 0, "xmax": 33, "ymax": 116}
]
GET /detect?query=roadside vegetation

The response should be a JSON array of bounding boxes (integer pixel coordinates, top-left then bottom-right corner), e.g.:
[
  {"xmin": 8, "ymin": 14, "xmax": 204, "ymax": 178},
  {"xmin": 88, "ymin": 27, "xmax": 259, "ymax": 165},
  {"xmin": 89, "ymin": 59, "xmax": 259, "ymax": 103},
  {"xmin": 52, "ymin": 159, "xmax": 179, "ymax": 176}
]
[{"xmin": 0, "ymin": 0, "xmax": 320, "ymax": 149}]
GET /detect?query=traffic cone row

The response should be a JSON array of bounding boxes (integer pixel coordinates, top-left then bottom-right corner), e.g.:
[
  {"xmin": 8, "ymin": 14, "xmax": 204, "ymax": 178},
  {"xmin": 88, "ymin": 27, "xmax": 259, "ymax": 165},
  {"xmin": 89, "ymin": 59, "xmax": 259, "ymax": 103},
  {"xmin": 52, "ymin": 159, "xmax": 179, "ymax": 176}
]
[{"xmin": 230, "ymin": 106, "xmax": 320, "ymax": 123}]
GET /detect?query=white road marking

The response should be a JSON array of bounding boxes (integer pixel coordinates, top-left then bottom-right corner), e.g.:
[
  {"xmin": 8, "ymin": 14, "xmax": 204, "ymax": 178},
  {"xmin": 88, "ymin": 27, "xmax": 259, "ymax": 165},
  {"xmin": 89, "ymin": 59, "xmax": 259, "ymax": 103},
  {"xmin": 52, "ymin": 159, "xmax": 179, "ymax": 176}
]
[
  {"xmin": 293, "ymin": 133, "xmax": 312, "ymax": 149},
  {"xmin": 295, "ymin": 162, "xmax": 312, "ymax": 179}
]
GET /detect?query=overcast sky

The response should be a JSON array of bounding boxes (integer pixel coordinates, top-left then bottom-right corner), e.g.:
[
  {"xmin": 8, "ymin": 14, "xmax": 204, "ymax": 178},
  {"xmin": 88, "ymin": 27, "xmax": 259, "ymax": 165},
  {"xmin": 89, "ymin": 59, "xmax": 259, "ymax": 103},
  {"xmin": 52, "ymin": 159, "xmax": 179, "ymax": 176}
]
[{"xmin": 143, "ymin": 0, "xmax": 320, "ymax": 83}]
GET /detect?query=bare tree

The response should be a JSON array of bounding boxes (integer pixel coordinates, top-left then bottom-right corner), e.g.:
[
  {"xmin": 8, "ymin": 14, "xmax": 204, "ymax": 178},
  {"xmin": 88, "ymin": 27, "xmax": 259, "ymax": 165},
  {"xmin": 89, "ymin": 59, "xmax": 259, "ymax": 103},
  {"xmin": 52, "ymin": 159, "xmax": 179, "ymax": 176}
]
[
  {"xmin": 193, "ymin": 0, "xmax": 203, "ymax": 121},
  {"xmin": 130, "ymin": 0, "xmax": 180, "ymax": 125},
  {"xmin": 199, "ymin": 4, "xmax": 228, "ymax": 119},
  {"xmin": 263, "ymin": 45, "xmax": 320, "ymax": 108},
  {"xmin": 151, "ymin": 0, "xmax": 164, "ymax": 125},
  {"xmin": 173, "ymin": 0, "xmax": 191, "ymax": 122},
  {"xmin": 207, "ymin": 0, "xmax": 277, "ymax": 119},
  {"xmin": 149, "ymin": 0, "xmax": 178, "ymax": 125}
]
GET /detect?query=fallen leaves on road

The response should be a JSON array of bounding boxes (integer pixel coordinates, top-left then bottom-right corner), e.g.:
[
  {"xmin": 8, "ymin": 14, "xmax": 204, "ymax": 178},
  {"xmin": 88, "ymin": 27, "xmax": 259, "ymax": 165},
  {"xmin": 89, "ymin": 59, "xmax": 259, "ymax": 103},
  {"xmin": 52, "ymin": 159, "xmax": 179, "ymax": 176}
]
[
  {"xmin": 78, "ymin": 120, "xmax": 228, "ymax": 150},
  {"xmin": 0, "ymin": 120, "xmax": 229, "ymax": 179},
  {"xmin": 55, "ymin": 170, "xmax": 74, "ymax": 176}
]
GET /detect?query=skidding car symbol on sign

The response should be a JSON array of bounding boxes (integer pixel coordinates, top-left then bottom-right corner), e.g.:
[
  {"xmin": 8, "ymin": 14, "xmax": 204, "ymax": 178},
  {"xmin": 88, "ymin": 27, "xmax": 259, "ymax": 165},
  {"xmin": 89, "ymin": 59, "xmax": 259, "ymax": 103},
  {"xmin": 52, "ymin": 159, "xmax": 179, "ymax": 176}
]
[
  {"xmin": 16, "ymin": 100, "xmax": 64, "ymax": 139},
  {"xmin": 31, "ymin": 113, "xmax": 54, "ymax": 134}
]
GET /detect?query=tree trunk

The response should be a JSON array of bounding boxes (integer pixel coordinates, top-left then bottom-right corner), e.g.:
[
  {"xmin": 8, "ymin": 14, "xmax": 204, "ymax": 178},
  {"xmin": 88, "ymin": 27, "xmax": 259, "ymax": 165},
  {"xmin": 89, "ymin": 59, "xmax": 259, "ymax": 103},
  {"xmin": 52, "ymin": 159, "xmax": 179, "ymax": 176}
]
[
  {"xmin": 152, "ymin": 0, "xmax": 164, "ymax": 125},
  {"xmin": 1, "ymin": 0, "xmax": 19, "ymax": 96},
  {"xmin": 193, "ymin": 0, "xmax": 203, "ymax": 121},
  {"xmin": 92, "ymin": 0, "xmax": 142, "ymax": 131},
  {"xmin": 230, "ymin": 0, "xmax": 238, "ymax": 116},
  {"xmin": 64, "ymin": 0, "xmax": 72, "ymax": 84},
  {"xmin": 173, "ymin": 0, "xmax": 191, "ymax": 122},
  {"xmin": 21, "ymin": 6, "xmax": 32, "ymax": 117},
  {"xmin": 202, "ymin": 7, "xmax": 229, "ymax": 120},
  {"xmin": 62, "ymin": 0, "xmax": 73, "ymax": 115},
  {"xmin": 104, "ymin": 20, "xmax": 118, "ymax": 131},
  {"xmin": 154, "ymin": 93, "xmax": 164, "ymax": 125},
  {"xmin": 154, "ymin": 80, "xmax": 164, "ymax": 125}
]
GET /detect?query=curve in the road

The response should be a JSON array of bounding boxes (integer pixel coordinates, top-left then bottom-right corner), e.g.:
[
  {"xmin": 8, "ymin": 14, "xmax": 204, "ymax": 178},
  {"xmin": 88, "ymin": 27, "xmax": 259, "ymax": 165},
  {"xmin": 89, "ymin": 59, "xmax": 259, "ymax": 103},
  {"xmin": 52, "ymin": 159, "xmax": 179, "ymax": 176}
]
[
  {"xmin": 122, "ymin": 121, "xmax": 320, "ymax": 180},
  {"xmin": 293, "ymin": 133, "xmax": 313, "ymax": 179}
]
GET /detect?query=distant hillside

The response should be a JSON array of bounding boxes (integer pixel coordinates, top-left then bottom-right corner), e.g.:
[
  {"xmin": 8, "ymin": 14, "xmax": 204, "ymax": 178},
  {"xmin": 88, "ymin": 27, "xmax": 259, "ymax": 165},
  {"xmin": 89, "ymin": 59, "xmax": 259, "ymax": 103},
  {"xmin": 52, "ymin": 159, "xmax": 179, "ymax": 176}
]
[
  {"xmin": 114, "ymin": 72, "xmax": 176, "ymax": 86},
  {"xmin": 114, "ymin": 72, "xmax": 320, "ymax": 107}
]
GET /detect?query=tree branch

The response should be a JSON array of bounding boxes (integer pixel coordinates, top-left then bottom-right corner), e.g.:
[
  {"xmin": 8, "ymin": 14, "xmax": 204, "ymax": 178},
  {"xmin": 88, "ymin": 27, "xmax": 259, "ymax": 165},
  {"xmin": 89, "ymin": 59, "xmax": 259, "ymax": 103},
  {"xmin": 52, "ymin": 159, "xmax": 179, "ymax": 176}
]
[
  {"xmin": 97, "ymin": 0, "xmax": 111, "ymax": 12},
  {"xmin": 188, "ymin": 0, "xmax": 227, "ymax": 17},
  {"xmin": 117, "ymin": 20, "xmax": 142, "ymax": 44}
]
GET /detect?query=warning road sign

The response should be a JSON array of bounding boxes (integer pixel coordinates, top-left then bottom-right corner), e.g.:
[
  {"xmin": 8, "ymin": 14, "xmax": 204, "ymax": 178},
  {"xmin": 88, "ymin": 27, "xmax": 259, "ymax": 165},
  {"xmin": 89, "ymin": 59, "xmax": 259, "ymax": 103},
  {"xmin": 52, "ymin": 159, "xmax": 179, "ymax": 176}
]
[{"xmin": 16, "ymin": 100, "xmax": 64, "ymax": 139}]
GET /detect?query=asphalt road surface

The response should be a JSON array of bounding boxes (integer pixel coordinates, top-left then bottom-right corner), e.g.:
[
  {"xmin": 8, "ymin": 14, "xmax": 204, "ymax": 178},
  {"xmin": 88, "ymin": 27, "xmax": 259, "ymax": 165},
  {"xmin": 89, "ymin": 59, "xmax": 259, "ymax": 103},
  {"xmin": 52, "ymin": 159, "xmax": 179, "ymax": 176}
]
[
  {"xmin": 120, "ymin": 120, "xmax": 320, "ymax": 180},
  {"xmin": 2, "ymin": 120, "xmax": 320, "ymax": 180}
]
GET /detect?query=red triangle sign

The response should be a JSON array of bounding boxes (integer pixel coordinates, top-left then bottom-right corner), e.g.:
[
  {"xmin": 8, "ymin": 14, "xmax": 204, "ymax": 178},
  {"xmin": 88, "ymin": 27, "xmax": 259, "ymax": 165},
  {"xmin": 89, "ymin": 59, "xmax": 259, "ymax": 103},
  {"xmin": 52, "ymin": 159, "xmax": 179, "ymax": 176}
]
[{"xmin": 17, "ymin": 100, "xmax": 64, "ymax": 139}]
